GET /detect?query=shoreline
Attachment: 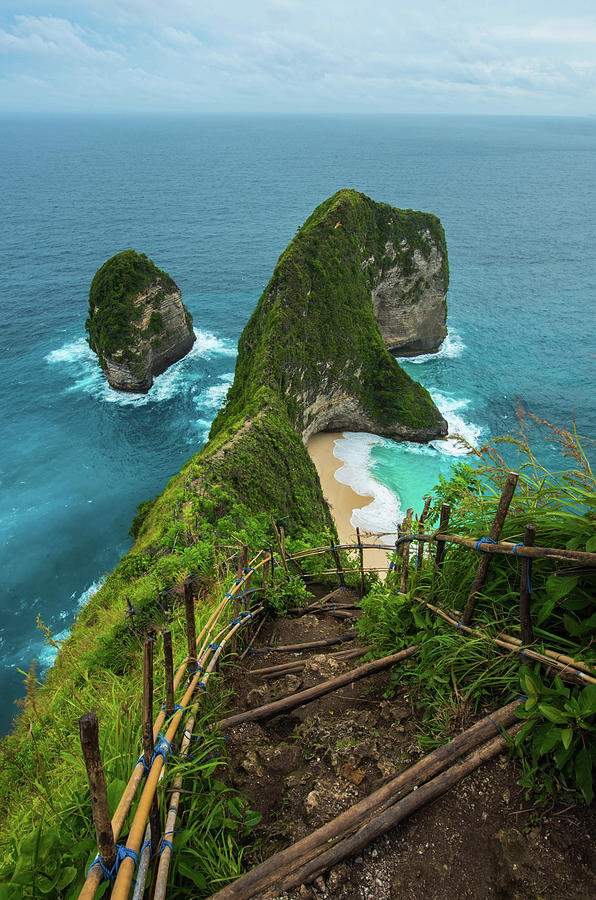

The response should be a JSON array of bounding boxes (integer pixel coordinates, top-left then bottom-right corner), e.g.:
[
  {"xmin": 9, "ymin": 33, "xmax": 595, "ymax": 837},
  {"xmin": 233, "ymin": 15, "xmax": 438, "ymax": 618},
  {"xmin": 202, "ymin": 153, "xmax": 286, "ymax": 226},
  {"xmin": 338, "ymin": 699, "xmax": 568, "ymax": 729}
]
[{"xmin": 307, "ymin": 432, "xmax": 391, "ymax": 573}]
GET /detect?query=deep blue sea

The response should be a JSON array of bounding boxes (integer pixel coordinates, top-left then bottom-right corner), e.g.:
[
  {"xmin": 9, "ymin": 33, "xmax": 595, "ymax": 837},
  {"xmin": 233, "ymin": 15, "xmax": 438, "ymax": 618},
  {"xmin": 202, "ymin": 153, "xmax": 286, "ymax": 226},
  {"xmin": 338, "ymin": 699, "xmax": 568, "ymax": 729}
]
[{"xmin": 1, "ymin": 115, "xmax": 595, "ymax": 734}]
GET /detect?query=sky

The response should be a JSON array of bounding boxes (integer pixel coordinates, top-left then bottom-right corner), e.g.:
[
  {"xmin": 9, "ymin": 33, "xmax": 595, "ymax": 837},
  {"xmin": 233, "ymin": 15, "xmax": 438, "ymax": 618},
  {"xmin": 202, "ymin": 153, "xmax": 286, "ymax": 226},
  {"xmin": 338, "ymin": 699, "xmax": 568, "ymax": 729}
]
[{"xmin": 0, "ymin": 1, "xmax": 595, "ymax": 116}]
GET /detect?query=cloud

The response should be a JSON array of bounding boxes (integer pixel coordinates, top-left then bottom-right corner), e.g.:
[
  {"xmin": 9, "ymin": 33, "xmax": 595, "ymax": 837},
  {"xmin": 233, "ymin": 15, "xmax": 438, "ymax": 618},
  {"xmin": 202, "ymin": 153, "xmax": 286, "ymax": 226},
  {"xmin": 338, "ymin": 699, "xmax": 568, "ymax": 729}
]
[
  {"xmin": 0, "ymin": 15, "xmax": 123, "ymax": 64},
  {"xmin": 0, "ymin": 2, "xmax": 595, "ymax": 113}
]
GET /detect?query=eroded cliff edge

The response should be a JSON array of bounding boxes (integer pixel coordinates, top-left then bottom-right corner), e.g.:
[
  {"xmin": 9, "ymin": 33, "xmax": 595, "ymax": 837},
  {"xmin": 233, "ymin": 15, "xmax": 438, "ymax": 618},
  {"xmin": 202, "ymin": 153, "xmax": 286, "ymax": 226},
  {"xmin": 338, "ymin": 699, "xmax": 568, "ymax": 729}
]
[
  {"xmin": 86, "ymin": 250, "xmax": 196, "ymax": 393},
  {"xmin": 212, "ymin": 189, "xmax": 448, "ymax": 445}
]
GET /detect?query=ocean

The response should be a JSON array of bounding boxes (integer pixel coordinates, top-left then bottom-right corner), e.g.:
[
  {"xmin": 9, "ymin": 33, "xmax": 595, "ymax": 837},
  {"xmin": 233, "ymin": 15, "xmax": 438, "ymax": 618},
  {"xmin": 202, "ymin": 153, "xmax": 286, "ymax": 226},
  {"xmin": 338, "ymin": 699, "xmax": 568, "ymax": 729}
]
[{"xmin": 1, "ymin": 114, "xmax": 594, "ymax": 734}]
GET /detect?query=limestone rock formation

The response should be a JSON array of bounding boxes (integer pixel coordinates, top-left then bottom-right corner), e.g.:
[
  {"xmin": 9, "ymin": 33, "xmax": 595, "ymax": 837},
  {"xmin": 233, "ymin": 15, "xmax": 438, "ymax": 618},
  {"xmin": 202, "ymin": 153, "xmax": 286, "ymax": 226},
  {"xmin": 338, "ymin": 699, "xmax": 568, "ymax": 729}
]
[
  {"xmin": 372, "ymin": 230, "xmax": 448, "ymax": 356},
  {"xmin": 214, "ymin": 189, "xmax": 448, "ymax": 445},
  {"xmin": 86, "ymin": 250, "xmax": 195, "ymax": 393}
]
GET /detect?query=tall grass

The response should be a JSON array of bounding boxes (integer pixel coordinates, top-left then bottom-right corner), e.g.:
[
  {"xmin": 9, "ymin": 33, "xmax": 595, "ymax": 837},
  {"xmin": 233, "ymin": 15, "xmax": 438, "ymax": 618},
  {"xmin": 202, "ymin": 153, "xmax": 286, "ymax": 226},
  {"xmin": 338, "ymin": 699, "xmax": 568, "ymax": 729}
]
[{"xmin": 359, "ymin": 413, "xmax": 596, "ymax": 802}]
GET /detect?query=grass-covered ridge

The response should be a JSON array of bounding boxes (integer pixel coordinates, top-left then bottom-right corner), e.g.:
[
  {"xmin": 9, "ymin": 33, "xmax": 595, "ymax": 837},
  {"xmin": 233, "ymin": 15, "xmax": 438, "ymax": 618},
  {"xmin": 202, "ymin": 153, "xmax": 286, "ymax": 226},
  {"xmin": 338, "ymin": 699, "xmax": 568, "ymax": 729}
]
[
  {"xmin": 211, "ymin": 189, "xmax": 447, "ymax": 441},
  {"xmin": 0, "ymin": 190, "xmax": 453, "ymax": 895},
  {"xmin": 86, "ymin": 249, "xmax": 177, "ymax": 361}
]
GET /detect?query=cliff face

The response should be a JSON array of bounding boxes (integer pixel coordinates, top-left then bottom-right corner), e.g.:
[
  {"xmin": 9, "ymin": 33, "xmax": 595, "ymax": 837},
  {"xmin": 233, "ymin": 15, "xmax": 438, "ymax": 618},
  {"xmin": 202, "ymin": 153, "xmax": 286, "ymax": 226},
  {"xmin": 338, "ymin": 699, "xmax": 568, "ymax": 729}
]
[
  {"xmin": 372, "ymin": 231, "xmax": 447, "ymax": 356},
  {"xmin": 86, "ymin": 250, "xmax": 195, "ymax": 393},
  {"xmin": 212, "ymin": 189, "xmax": 448, "ymax": 445}
]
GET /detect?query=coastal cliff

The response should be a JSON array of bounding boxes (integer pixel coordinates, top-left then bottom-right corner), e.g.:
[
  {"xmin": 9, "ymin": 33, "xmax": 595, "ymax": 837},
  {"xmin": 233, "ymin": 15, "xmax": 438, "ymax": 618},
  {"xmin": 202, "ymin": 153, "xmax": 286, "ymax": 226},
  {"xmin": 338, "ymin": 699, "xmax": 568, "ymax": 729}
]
[
  {"xmin": 213, "ymin": 189, "xmax": 448, "ymax": 444},
  {"xmin": 372, "ymin": 226, "xmax": 448, "ymax": 356},
  {"xmin": 85, "ymin": 250, "xmax": 195, "ymax": 392}
]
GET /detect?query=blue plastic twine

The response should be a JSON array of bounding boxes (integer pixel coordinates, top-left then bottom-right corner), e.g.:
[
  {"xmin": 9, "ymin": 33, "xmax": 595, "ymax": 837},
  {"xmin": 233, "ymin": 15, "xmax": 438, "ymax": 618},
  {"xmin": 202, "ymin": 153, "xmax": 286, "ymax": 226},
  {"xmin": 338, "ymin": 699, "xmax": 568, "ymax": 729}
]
[
  {"xmin": 512, "ymin": 543, "xmax": 533, "ymax": 594},
  {"xmin": 475, "ymin": 537, "xmax": 497, "ymax": 552},
  {"xmin": 87, "ymin": 845, "xmax": 139, "ymax": 882}
]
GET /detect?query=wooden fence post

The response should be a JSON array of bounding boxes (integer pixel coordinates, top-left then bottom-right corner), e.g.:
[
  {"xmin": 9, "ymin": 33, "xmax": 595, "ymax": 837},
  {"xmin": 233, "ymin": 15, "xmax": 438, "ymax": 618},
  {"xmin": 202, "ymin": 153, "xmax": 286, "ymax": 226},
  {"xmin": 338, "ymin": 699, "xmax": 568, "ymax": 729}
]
[
  {"xmin": 356, "ymin": 527, "xmax": 365, "ymax": 595},
  {"xmin": 519, "ymin": 523, "xmax": 537, "ymax": 654},
  {"xmin": 400, "ymin": 509, "xmax": 413, "ymax": 594},
  {"xmin": 271, "ymin": 517, "xmax": 289, "ymax": 574},
  {"xmin": 184, "ymin": 578, "xmax": 197, "ymax": 671},
  {"xmin": 462, "ymin": 472, "xmax": 519, "ymax": 625},
  {"xmin": 434, "ymin": 504, "xmax": 451, "ymax": 571},
  {"xmin": 163, "ymin": 630, "xmax": 175, "ymax": 719},
  {"xmin": 79, "ymin": 712, "xmax": 116, "ymax": 870},
  {"xmin": 331, "ymin": 544, "xmax": 346, "ymax": 588}
]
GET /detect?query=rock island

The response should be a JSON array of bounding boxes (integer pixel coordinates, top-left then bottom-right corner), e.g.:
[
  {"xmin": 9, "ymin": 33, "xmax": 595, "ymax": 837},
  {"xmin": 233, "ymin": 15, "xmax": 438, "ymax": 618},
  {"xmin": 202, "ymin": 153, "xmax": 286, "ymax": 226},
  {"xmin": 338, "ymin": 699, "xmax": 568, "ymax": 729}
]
[{"xmin": 86, "ymin": 249, "xmax": 195, "ymax": 392}]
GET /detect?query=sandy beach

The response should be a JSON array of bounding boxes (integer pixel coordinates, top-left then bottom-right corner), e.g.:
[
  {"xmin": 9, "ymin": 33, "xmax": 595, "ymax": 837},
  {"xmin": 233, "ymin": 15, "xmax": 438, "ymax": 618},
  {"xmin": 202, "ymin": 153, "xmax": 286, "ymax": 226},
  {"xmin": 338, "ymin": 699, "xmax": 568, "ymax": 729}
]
[{"xmin": 307, "ymin": 432, "xmax": 391, "ymax": 573}]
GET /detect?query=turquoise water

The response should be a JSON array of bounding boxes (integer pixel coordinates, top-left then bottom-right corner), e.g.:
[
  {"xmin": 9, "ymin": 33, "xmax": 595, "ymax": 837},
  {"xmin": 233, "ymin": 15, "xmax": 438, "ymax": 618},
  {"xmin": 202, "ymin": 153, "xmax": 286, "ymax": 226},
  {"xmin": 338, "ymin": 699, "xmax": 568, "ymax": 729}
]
[{"xmin": 1, "ymin": 114, "xmax": 595, "ymax": 732}]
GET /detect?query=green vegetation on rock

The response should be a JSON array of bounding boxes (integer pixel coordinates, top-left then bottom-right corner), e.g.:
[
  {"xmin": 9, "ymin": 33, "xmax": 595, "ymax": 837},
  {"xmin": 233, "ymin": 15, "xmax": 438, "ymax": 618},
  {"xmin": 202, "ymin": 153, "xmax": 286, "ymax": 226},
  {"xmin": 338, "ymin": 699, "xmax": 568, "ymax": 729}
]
[
  {"xmin": 85, "ymin": 249, "xmax": 176, "ymax": 361},
  {"xmin": 0, "ymin": 191, "xmax": 456, "ymax": 895},
  {"xmin": 212, "ymin": 189, "xmax": 447, "ymax": 440}
]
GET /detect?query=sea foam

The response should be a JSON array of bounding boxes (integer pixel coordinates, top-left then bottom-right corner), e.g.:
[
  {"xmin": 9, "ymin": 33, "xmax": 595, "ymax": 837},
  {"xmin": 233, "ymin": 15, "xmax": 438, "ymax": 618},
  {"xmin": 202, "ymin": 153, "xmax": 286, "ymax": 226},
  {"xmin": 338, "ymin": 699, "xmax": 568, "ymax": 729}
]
[
  {"xmin": 399, "ymin": 330, "xmax": 465, "ymax": 365},
  {"xmin": 332, "ymin": 433, "xmax": 401, "ymax": 538},
  {"xmin": 46, "ymin": 329, "xmax": 237, "ymax": 407}
]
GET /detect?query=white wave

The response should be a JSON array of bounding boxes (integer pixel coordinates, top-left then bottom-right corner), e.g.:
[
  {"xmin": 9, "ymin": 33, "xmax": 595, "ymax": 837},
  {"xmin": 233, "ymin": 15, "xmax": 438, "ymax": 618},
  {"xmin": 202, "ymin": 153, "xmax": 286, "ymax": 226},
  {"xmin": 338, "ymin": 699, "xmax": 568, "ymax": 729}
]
[
  {"xmin": 189, "ymin": 330, "xmax": 237, "ymax": 359},
  {"xmin": 428, "ymin": 390, "xmax": 486, "ymax": 456},
  {"xmin": 194, "ymin": 373, "xmax": 234, "ymax": 410},
  {"xmin": 332, "ymin": 433, "xmax": 402, "ymax": 538},
  {"xmin": 400, "ymin": 331, "xmax": 465, "ymax": 364},
  {"xmin": 45, "ymin": 329, "xmax": 237, "ymax": 406},
  {"xmin": 46, "ymin": 337, "xmax": 93, "ymax": 365}
]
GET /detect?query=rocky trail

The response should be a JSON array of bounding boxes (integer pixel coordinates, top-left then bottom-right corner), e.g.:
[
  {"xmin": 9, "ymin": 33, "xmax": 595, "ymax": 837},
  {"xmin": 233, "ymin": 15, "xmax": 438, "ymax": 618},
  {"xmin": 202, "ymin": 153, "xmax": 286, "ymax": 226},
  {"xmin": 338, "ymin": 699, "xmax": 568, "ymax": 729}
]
[{"xmin": 217, "ymin": 585, "xmax": 595, "ymax": 900}]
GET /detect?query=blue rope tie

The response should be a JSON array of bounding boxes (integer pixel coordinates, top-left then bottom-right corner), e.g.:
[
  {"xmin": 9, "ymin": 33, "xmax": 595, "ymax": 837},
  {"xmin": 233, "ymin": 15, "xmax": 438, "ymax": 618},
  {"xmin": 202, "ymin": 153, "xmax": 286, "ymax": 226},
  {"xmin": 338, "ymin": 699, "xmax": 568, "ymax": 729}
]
[
  {"xmin": 197, "ymin": 681, "xmax": 207, "ymax": 690},
  {"xmin": 457, "ymin": 621, "xmax": 464, "ymax": 631},
  {"xmin": 136, "ymin": 734, "xmax": 172, "ymax": 776},
  {"xmin": 517, "ymin": 694, "xmax": 528, "ymax": 701},
  {"xmin": 161, "ymin": 703, "xmax": 184, "ymax": 721},
  {"xmin": 140, "ymin": 838, "xmax": 153, "ymax": 859},
  {"xmin": 209, "ymin": 643, "xmax": 222, "ymax": 651},
  {"xmin": 159, "ymin": 839, "xmax": 173, "ymax": 858},
  {"xmin": 486, "ymin": 714, "xmax": 510, "ymax": 740},
  {"xmin": 87, "ymin": 845, "xmax": 139, "ymax": 882},
  {"xmin": 158, "ymin": 831, "xmax": 178, "ymax": 858},
  {"xmin": 475, "ymin": 537, "xmax": 497, "ymax": 552},
  {"xmin": 512, "ymin": 543, "xmax": 533, "ymax": 594},
  {"xmin": 239, "ymin": 610, "xmax": 254, "ymax": 619}
]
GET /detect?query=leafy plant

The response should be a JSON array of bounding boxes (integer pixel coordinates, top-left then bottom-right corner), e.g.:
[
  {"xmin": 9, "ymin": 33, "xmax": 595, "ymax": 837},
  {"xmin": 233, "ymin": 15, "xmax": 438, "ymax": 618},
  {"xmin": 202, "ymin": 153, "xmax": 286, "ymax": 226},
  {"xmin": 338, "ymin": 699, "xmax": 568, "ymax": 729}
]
[{"xmin": 515, "ymin": 668, "xmax": 596, "ymax": 804}]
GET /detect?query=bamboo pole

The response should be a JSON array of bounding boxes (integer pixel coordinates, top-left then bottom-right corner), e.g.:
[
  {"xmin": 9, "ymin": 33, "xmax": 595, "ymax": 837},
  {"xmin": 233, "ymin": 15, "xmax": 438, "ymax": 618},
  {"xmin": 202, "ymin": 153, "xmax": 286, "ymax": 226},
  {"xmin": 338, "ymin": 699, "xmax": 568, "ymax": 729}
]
[
  {"xmin": 78, "ymin": 588, "xmax": 251, "ymax": 899},
  {"xmin": 520, "ymin": 523, "xmax": 536, "ymax": 651},
  {"xmin": 412, "ymin": 597, "xmax": 596, "ymax": 685},
  {"xmin": 238, "ymin": 612, "xmax": 268, "ymax": 662},
  {"xmin": 283, "ymin": 539, "xmax": 596, "ymax": 564},
  {"xmin": 462, "ymin": 472, "xmax": 519, "ymax": 625},
  {"xmin": 153, "ymin": 709, "xmax": 200, "ymax": 899},
  {"xmin": 356, "ymin": 527, "xmax": 365, "ymax": 595},
  {"xmin": 131, "ymin": 823, "xmax": 152, "ymax": 900},
  {"xmin": 219, "ymin": 646, "xmax": 419, "ymax": 730},
  {"xmin": 208, "ymin": 701, "xmax": 523, "ymax": 900},
  {"xmin": 142, "ymin": 639, "xmax": 161, "ymax": 856},
  {"xmin": 495, "ymin": 632, "xmax": 595, "ymax": 677},
  {"xmin": 79, "ymin": 713, "xmax": 116, "ymax": 872},
  {"xmin": 110, "ymin": 608, "xmax": 264, "ymax": 900}
]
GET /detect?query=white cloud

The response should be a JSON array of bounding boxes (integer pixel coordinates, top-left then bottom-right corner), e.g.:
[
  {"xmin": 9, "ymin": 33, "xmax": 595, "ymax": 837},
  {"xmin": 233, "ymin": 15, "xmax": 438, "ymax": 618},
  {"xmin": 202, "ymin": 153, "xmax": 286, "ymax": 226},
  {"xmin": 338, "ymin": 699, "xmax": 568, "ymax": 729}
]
[{"xmin": 0, "ymin": 2, "xmax": 595, "ymax": 113}]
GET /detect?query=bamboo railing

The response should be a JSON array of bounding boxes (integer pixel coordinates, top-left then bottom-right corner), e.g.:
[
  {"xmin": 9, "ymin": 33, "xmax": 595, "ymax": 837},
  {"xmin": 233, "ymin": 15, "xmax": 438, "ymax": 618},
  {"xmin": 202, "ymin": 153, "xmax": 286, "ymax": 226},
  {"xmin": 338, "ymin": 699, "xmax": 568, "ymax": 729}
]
[{"xmin": 75, "ymin": 474, "xmax": 596, "ymax": 897}]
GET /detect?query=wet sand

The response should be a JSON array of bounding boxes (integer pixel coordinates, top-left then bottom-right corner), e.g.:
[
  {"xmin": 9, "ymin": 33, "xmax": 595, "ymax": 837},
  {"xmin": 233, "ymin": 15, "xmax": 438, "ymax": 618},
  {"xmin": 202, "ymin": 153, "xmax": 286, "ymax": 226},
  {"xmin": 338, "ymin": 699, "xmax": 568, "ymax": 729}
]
[{"xmin": 307, "ymin": 432, "xmax": 391, "ymax": 573}]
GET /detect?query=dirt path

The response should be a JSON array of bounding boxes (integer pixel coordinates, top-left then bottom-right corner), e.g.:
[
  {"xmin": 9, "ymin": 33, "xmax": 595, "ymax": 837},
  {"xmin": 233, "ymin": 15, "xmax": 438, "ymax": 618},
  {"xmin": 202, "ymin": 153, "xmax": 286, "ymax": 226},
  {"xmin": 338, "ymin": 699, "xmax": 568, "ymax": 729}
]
[{"xmin": 219, "ymin": 587, "xmax": 596, "ymax": 899}]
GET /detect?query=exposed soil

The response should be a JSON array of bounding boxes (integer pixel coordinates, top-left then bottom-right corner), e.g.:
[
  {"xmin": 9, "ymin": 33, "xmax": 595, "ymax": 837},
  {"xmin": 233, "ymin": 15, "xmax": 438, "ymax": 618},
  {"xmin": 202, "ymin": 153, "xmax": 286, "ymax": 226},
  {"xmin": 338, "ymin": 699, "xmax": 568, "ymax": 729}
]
[{"xmin": 219, "ymin": 586, "xmax": 596, "ymax": 899}]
